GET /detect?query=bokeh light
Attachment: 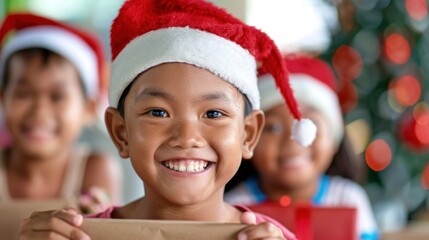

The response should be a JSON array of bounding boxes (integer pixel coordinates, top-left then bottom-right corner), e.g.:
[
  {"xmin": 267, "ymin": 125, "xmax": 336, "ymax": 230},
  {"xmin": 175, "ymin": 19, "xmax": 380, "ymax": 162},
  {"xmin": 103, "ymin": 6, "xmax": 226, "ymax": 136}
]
[
  {"xmin": 390, "ymin": 75, "xmax": 421, "ymax": 107},
  {"xmin": 405, "ymin": 0, "xmax": 428, "ymax": 21},
  {"xmin": 352, "ymin": 30, "xmax": 380, "ymax": 64},
  {"xmin": 419, "ymin": 51, "xmax": 429, "ymax": 78},
  {"xmin": 421, "ymin": 163, "xmax": 429, "ymax": 189},
  {"xmin": 346, "ymin": 119, "xmax": 372, "ymax": 154},
  {"xmin": 401, "ymin": 177, "xmax": 427, "ymax": 211},
  {"xmin": 399, "ymin": 106, "xmax": 429, "ymax": 151},
  {"xmin": 365, "ymin": 139, "xmax": 392, "ymax": 171},
  {"xmin": 384, "ymin": 33, "xmax": 411, "ymax": 64},
  {"xmin": 379, "ymin": 156, "xmax": 411, "ymax": 196},
  {"xmin": 383, "ymin": 90, "xmax": 404, "ymax": 119},
  {"xmin": 375, "ymin": 0, "xmax": 391, "ymax": 9},
  {"xmin": 352, "ymin": 0, "xmax": 377, "ymax": 11},
  {"xmin": 356, "ymin": 9, "xmax": 383, "ymax": 29},
  {"xmin": 414, "ymin": 112, "xmax": 429, "ymax": 145},
  {"xmin": 412, "ymin": 102, "xmax": 429, "ymax": 119},
  {"xmin": 400, "ymin": 112, "xmax": 420, "ymax": 149},
  {"xmin": 279, "ymin": 195, "xmax": 292, "ymax": 207},
  {"xmin": 338, "ymin": 80, "xmax": 359, "ymax": 113},
  {"xmin": 407, "ymin": 16, "xmax": 429, "ymax": 32},
  {"xmin": 354, "ymin": 66, "xmax": 382, "ymax": 96},
  {"xmin": 332, "ymin": 45, "xmax": 363, "ymax": 81}
]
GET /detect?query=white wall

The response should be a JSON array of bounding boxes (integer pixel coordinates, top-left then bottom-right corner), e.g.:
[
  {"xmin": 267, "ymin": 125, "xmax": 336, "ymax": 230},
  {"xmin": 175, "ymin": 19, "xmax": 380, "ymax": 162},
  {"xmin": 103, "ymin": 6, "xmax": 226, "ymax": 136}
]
[
  {"xmin": 210, "ymin": 0, "xmax": 338, "ymax": 53},
  {"xmin": 208, "ymin": 0, "xmax": 247, "ymax": 21}
]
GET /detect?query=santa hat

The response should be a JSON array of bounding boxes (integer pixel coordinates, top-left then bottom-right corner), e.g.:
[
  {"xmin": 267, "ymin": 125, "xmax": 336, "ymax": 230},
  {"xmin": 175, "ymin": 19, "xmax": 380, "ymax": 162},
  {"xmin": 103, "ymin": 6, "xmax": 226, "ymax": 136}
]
[
  {"xmin": 109, "ymin": 0, "xmax": 316, "ymax": 147},
  {"xmin": 0, "ymin": 13, "xmax": 104, "ymax": 99},
  {"xmin": 259, "ymin": 55, "xmax": 344, "ymax": 145}
]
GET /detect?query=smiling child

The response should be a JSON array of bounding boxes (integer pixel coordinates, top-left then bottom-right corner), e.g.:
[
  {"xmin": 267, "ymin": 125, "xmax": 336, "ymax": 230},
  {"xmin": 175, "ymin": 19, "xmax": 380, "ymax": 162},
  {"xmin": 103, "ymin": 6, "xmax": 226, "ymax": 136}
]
[{"xmin": 18, "ymin": 1, "xmax": 318, "ymax": 239}]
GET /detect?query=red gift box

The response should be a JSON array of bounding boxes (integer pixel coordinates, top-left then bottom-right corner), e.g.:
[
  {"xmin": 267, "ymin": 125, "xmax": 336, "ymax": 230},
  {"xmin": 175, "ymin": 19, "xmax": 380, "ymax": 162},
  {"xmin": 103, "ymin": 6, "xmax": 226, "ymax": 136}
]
[{"xmin": 248, "ymin": 201, "xmax": 357, "ymax": 240}]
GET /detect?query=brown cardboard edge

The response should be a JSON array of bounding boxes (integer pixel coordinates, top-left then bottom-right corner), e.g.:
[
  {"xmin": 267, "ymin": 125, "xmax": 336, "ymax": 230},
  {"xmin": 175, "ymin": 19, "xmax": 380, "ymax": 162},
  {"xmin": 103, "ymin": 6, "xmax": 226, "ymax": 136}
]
[{"xmin": 82, "ymin": 219, "xmax": 248, "ymax": 240}]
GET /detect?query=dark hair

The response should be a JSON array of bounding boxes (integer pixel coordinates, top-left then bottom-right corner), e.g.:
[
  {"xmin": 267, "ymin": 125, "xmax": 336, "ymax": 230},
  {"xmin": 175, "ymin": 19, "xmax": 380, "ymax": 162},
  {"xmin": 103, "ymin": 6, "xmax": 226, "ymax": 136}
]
[
  {"xmin": 117, "ymin": 81, "xmax": 133, "ymax": 117},
  {"xmin": 3, "ymin": 48, "xmax": 87, "ymax": 99},
  {"xmin": 225, "ymin": 158, "xmax": 258, "ymax": 192},
  {"xmin": 325, "ymin": 132, "xmax": 366, "ymax": 184},
  {"xmin": 117, "ymin": 81, "xmax": 253, "ymax": 117},
  {"xmin": 225, "ymin": 133, "xmax": 365, "ymax": 192}
]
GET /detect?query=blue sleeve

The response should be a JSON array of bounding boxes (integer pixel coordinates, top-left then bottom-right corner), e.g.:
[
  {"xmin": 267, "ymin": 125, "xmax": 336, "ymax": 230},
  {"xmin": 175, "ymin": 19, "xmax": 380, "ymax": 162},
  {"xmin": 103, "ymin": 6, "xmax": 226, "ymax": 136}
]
[{"xmin": 361, "ymin": 231, "xmax": 379, "ymax": 240}]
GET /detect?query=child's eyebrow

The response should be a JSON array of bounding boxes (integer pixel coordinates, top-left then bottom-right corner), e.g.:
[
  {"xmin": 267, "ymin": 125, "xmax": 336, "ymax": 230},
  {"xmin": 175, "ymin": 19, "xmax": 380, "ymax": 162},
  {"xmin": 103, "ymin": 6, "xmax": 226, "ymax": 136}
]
[
  {"xmin": 134, "ymin": 87, "xmax": 173, "ymax": 102},
  {"xmin": 15, "ymin": 78, "xmax": 28, "ymax": 85},
  {"xmin": 195, "ymin": 92, "xmax": 235, "ymax": 104},
  {"xmin": 135, "ymin": 88, "xmax": 236, "ymax": 105},
  {"xmin": 13, "ymin": 78, "xmax": 37, "ymax": 88}
]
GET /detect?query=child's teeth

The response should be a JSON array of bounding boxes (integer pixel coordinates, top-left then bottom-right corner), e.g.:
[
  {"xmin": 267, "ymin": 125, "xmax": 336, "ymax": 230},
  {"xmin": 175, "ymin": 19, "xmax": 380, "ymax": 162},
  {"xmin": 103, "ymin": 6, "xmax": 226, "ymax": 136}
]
[
  {"xmin": 187, "ymin": 162, "xmax": 195, "ymax": 172},
  {"xmin": 179, "ymin": 163, "xmax": 186, "ymax": 172},
  {"xmin": 164, "ymin": 160, "xmax": 209, "ymax": 173}
]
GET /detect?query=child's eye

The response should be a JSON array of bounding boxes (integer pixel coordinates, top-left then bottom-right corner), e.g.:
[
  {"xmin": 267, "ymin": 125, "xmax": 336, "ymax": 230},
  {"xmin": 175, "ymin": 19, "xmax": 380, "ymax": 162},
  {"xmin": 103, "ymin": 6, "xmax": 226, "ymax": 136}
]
[
  {"xmin": 205, "ymin": 110, "xmax": 223, "ymax": 118},
  {"xmin": 51, "ymin": 92, "xmax": 65, "ymax": 102},
  {"xmin": 14, "ymin": 89, "xmax": 31, "ymax": 99},
  {"xmin": 264, "ymin": 123, "xmax": 283, "ymax": 134},
  {"xmin": 147, "ymin": 109, "xmax": 169, "ymax": 117}
]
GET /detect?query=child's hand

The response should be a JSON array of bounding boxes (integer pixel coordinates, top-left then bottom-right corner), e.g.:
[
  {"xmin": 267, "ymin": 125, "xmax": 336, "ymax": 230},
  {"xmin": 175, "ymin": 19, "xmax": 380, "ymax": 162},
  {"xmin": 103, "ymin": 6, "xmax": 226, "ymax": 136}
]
[
  {"xmin": 20, "ymin": 208, "xmax": 90, "ymax": 240},
  {"xmin": 79, "ymin": 187, "xmax": 111, "ymax": 214},
  {"xmin": 237, "ymin": 212, "xmax": 291, "ymax": 240}
]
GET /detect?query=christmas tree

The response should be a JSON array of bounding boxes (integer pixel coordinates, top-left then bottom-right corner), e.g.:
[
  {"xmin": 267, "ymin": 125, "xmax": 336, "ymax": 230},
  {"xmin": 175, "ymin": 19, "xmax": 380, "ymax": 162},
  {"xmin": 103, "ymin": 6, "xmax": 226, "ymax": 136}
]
[{"xmin": 322, "ymin": 0, "xmax": 429, "ymax": 229}]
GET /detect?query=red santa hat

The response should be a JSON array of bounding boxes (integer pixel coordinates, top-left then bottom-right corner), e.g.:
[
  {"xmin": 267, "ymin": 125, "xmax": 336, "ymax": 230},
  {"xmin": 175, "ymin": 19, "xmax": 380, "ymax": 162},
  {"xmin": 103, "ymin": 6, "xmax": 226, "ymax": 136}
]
[
  {"xmin": 259, "ymin": 55, "xmax": 344, "ymax": 146},
  {"xmin": 0, "ymin": 13, "xmax": 104, "ymax": 99},
  {"xmin": 109, "ymin": 0, "xmax": 316, "ymax": 146}
]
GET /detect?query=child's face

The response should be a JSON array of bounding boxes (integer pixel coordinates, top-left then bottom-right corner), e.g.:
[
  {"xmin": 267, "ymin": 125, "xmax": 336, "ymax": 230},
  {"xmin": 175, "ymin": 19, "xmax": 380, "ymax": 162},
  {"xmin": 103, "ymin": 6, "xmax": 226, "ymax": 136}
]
[
  {"xmin": 251, "ymin": 104, "xmax": 335, "ymax": 190},
  {"xmin": 106, "ymin": 63, "xmax": 263, "ymax": 205},
  {"xmin": 1, "ymin": 53, "xmax": 94, "ymax": 158}
]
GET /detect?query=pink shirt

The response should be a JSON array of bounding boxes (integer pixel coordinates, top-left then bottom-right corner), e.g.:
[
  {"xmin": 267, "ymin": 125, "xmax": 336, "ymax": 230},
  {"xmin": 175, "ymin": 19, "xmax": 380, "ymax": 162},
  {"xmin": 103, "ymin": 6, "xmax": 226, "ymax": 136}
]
[{"xmin": 86, "ymin": 205, "xmax": 296, "ymax": 240}]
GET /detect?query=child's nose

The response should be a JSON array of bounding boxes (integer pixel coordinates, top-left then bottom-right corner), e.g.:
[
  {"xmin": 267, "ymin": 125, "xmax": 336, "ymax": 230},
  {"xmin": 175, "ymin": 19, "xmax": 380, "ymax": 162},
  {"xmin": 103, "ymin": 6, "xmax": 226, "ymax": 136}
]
[
  {"xmin": 167, "ymin": 120, "xmax": 205, "ymax": 149},
  {"xmin": 280, "ymin": 132, "xmax": 306, "ymax": 155},
  {"xmin": 30, "ymin": 96, "xmax": 52, "ymax": 116}
]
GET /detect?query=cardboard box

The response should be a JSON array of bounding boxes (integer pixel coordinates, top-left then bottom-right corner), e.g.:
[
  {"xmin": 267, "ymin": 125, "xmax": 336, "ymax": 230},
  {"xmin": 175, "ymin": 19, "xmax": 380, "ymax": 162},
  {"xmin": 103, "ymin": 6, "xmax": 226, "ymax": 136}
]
[
  {"xmin": 0, "ymin": 199, "xmax": 76, "ymax": 240},
  {"xmin": 248, "ymin": 202, "xmax": 357, "ymax": 240},
  {"xmin": 82, "ymin": 219, "xmax": 248, "ymax": 240}
]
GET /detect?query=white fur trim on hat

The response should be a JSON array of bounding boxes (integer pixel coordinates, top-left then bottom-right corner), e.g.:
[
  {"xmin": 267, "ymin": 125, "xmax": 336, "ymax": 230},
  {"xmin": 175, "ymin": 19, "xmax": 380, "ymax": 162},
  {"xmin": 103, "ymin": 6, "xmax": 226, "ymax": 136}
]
[
  {"xmin": 258, "ymin": 73, "xmax": 344, "ymax": 145},
  {"xmin": 110, "ymin": 27, "xmax": 259, "ymax": 109},
  {"xmin": 292, "ymin": 118, "xmax": 317, "ymax": 147},
  {"xmin": 0, "ymin": 26, "xmax": 98, "ymax": 98}
]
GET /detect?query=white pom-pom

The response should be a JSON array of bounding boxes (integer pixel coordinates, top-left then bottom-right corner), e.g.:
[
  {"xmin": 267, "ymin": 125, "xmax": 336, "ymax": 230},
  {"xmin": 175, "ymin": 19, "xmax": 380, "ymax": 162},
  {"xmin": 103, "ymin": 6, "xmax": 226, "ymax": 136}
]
[{"xmin": 291, "ymin": 118, "xmax": 317, "ymax": 147}]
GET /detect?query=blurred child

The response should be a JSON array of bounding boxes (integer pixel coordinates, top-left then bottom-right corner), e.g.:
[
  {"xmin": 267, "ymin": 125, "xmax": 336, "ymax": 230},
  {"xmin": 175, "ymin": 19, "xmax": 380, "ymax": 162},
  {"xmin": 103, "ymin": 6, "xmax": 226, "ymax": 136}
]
[
  {"xmin": 225, "ymin": 55, "xmax": 379, "ymax": 240},
  {"xmin": 18, "ymin": 0, "xmax": 323, "ymax": 239},
  {"xmin": 0, "ymin": 13, "xmax": 121, "ymax": 213}
]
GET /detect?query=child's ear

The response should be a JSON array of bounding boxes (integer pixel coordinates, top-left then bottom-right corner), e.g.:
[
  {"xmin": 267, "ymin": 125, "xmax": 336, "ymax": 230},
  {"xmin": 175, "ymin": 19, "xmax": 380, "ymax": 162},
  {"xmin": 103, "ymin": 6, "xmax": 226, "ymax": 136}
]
[
  {"xmin": 105, "ymin": 107, "xmax": 130, "ymax": 158},
  {"xmin": 242, "ymin": 110, "xmax": 265, "ymax": 159}
]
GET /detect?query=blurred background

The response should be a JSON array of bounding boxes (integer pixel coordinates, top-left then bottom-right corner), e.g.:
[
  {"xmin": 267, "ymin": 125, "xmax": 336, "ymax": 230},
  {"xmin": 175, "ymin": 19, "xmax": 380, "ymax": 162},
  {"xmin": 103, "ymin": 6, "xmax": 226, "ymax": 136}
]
[{"xmin": 2, "ymin": 0, "xmax": 429, "ymax": 233}]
